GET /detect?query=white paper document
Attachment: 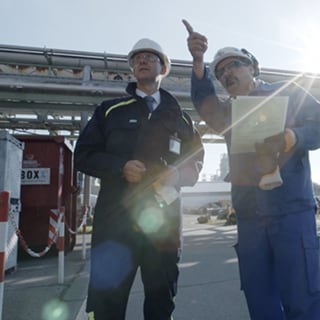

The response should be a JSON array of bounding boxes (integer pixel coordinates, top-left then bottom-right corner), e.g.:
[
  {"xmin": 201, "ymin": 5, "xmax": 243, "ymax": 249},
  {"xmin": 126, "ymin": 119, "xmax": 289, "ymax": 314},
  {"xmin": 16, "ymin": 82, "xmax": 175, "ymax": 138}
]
[
  {"xmin": 154, "ymin": 185, "xmax": 179, "ymax": 205},
  {"xmin": 230, "ymin": 96, "xmax": 288, "ymax": 154}
]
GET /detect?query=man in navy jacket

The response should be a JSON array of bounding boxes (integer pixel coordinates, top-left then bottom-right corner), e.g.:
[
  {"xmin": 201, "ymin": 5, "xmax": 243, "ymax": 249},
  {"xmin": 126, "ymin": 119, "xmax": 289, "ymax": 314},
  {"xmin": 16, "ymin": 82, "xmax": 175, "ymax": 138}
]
[
  {"xmin": 183, "ymin": 19, "xmax": 320, "ymax": 320},
  {"xmin": 74, "ymin": 38, "xmax": 204, "ymax": 320}
]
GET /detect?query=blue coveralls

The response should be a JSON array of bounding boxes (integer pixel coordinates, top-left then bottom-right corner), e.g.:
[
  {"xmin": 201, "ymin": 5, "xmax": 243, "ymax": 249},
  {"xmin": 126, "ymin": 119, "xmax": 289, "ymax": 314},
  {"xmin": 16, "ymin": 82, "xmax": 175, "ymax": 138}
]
[
  {"xmin": 74, "ymin": 82, "xmax": 204, "ymax": 320},
  {"xmin": 191, "ymin": 67, "xmax": 320, "ymax": 320}
]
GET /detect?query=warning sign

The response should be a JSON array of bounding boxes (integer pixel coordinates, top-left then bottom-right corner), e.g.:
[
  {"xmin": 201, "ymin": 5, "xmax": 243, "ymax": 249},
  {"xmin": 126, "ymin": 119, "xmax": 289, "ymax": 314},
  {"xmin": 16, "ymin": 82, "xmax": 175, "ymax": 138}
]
[{"xmin": 21, "ymin": 168, "xmax": 51, "ymax": 185}]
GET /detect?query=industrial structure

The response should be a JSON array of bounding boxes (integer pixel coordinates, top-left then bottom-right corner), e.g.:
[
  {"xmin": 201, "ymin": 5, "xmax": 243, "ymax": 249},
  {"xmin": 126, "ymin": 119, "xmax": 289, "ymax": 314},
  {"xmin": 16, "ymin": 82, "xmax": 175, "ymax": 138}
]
[
  {"xmin": 1, "ymin": 44, "xmax": 320, "ymax": 255},
  {"xmin": 1, "ymin": 44, "xmax": 320, "ymax": 141}
]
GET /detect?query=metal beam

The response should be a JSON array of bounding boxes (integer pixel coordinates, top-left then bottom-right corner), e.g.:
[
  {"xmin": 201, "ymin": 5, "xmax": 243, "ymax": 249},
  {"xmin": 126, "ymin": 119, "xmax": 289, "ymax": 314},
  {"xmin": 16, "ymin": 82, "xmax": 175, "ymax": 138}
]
[{"xmin": 1, "ymin": 44, "xmax": 320, "ymax": 139}]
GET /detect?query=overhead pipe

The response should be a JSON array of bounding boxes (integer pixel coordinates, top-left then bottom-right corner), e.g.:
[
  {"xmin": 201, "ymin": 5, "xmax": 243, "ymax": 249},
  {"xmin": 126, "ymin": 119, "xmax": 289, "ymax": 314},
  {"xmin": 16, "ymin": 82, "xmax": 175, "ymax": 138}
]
[
  {"xmin": 0, "ymin": 80, "xmax": 194, "ymax": 101},
  {"xmin": 0, "ymin": 44, "xmax": 320, "ymax": 99},
  {"xmin": 2, "ymin": 44, "xmax": 320, "ymax": 79},
  {"xmin": 0, "ymin": 44, "xmax": 203, "ymax": 76}
]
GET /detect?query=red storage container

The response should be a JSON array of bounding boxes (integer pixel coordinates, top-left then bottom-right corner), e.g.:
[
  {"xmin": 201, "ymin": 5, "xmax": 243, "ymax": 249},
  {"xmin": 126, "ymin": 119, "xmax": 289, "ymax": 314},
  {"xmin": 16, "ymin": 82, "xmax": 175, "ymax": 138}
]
[{"xmin": 15, "ymin": 136, "xmax": 77, "ymax": 253}]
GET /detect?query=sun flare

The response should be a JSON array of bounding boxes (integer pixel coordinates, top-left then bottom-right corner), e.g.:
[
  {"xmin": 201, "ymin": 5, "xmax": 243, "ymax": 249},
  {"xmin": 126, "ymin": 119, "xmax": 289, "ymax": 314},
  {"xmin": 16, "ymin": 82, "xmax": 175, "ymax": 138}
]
[{"xmin": 298, "ymin": 22, "xmax": 320, "ymax": 74}]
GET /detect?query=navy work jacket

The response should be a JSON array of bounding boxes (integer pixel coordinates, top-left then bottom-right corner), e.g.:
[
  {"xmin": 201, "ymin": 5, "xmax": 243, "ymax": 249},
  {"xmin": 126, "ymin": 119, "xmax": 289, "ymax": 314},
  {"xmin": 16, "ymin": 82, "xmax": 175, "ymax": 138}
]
[{"xmin": 74, "ymin": 82, "xmax": 204, "ymax": 245}]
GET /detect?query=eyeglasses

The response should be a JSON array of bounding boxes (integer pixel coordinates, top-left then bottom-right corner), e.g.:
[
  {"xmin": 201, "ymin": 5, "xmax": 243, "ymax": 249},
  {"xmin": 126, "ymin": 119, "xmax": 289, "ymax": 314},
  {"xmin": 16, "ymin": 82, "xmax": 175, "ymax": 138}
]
[
  {"xmin": 132, "ymin": 53, "xmax": 160, "ymax": 65},
  {"xmin": 215, "ymin": 60, "xmax": 249, "ymax": 79}
]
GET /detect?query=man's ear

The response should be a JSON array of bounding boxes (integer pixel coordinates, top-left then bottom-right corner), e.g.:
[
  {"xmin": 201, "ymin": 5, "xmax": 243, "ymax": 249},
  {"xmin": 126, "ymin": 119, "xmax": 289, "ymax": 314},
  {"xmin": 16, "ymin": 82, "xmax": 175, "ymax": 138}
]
[
  {"xmin": 160, "ymin": 64, "xmax": 167, "ymax": 76},
  {"xmin": 249, "ymin": 65, "xmax": 255, "ymax": 76}
]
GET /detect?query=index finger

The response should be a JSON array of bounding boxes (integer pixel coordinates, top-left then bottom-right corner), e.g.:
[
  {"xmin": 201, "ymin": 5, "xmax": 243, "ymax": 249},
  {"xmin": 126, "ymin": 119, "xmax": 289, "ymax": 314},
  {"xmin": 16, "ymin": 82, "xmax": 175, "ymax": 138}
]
[{"xmin": 182, "ymin": 19, "xmax": 194, "ymax": 35}]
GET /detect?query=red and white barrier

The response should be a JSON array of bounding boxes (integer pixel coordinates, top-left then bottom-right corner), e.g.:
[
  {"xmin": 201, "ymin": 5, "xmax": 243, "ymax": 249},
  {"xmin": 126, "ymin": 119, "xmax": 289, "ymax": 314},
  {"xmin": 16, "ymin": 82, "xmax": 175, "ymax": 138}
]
[
  {"xmin": 15, "ymin": 208, "xmax": 63, "ymax": 258},
  {"xmin": 0, "ymin": 191, "xmax": 9, "ymax": 320},
  {"xmin": 48, "ymin": 209, "xmax": 60, "ymax": 246}
]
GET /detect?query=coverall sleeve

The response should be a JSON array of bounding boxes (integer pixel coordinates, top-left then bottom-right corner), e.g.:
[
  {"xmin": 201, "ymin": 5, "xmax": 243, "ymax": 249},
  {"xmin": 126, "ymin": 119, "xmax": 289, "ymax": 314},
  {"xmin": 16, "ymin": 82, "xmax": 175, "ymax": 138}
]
[
  {"xmin": 191, "ymin": 66, "xmax": 230, "ymax": 134},
  {"xmin": 289, "ymin": 84, "xmax": 320, "ymax": 151},
  {"xmin": 74, "ymin": 104, "xmax": 127, "ymax": 179}
]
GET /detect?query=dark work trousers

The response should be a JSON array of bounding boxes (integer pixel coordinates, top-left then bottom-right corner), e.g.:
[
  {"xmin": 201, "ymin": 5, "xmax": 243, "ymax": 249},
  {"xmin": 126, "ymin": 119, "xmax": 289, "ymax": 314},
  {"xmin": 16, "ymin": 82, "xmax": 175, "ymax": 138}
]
[
  {"xmin": 234, "ymin": 210, "xmax": 320, "ymax": 320},
  {"xmin": 86, "ymin": 214, "xmax": 180, "ymax": 320}
]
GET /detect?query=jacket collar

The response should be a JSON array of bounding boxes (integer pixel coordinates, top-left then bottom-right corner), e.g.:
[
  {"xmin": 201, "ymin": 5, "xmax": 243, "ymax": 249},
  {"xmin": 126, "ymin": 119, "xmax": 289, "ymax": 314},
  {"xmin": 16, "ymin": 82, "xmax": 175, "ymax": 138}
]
[{"xmin": 126, "ymin": 82, "xmax": 182, "ymax": 115}]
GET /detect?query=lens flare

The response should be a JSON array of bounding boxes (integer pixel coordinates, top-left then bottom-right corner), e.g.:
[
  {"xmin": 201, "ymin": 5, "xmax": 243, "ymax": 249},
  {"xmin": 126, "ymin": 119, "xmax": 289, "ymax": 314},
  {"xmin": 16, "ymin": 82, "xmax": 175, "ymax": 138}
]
[
  {"xmin": 299, "ymin": 23, "xmax": 320, "ymax": 74},
  {"xmin": 137, "ymin": 206, "xmax": 165, "ymax": 234},
  {"xmin": 41, "ymin": 299, "xmax": 69, "ymax": 320}
]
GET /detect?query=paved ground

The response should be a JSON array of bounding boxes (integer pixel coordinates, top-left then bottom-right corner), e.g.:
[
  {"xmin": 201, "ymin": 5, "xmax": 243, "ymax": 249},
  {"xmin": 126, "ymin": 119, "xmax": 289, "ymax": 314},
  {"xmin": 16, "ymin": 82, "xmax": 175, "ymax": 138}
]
[
  {"xmin": 2, "ymin": 233, "xmax": 90, "ymax": 320},
  {"xmin": 125, "ymin": 216, "xmax": 250, "ymax": 320},
  {"xmin": 4, "ymin": 214, "xmax": 319, "ymax": 319}
]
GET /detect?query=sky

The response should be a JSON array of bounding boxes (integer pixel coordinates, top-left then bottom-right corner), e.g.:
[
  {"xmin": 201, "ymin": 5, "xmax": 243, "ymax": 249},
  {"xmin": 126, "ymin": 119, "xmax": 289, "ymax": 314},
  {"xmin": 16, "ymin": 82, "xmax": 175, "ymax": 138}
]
[{"xmin": 2, "ymin": 0, "xmax": 320, "ymax": 182}]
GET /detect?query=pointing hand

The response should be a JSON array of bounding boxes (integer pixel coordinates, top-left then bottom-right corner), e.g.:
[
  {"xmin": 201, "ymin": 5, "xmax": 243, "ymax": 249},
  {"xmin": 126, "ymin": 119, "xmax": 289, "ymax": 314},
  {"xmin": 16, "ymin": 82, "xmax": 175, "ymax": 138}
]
[{"xmin": 182, "ymin": 19, "xmax": 208, "ymax": 61}]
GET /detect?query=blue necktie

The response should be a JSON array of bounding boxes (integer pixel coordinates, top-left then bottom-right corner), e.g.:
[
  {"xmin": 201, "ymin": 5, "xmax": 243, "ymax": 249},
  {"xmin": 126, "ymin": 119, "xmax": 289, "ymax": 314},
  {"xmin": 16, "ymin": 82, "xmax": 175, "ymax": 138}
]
[{"xmin": 144, "ymin": 96, "xmax": 155, "ymax": 113}]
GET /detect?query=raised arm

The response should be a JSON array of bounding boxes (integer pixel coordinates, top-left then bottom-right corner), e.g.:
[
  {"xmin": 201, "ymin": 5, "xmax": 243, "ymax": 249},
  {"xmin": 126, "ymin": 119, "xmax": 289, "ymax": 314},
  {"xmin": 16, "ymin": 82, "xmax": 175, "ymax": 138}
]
[
  {"xmin": 182, "ymin": 19, "xmax": 207, "ymax": 80},
  {"xmin": 182, "ymin": 19, "xmax": 230, "ymax": 134}
]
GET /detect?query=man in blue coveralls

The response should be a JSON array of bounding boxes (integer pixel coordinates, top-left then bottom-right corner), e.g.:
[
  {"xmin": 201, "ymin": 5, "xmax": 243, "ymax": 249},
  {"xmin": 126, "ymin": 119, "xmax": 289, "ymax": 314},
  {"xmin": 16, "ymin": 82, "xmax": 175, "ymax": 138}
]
[{"xmin": 183, "ymin": 19, "xmax": 320, "ymax": 320}]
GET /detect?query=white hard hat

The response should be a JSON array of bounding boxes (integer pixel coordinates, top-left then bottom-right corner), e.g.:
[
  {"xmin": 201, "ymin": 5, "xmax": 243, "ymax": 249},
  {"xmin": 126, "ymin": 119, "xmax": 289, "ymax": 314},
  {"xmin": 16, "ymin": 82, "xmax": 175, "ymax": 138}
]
[
  {"xmin": 128, "ymin": 38, "xmax": 171, "ymax": 76},
  {"xmin": 210, "ymin": 47, "xmax": 259, "ymax": 77}
]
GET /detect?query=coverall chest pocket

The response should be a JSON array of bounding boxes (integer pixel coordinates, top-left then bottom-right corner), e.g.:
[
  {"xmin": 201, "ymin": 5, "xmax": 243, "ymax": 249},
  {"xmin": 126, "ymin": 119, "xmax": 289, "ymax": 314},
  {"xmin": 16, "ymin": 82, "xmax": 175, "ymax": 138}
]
[{"xmin": 105, "ymin": 119, "xmax": 141, "ymax": 156}]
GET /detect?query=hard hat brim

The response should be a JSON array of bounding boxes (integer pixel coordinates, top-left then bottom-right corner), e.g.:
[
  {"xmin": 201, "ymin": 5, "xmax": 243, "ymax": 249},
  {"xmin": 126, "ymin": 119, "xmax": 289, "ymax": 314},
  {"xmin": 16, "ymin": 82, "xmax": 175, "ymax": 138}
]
[
  {"xmin": 128, "ymin": 49, "xmax": 171, "ymax": 76},
  {"xmin": 210, "ymin": 50, "xmax": 251, "ymax": 75},
  {"xmin": 128, "ymin": 38, "xmax": 171, "ymax": 77}
]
